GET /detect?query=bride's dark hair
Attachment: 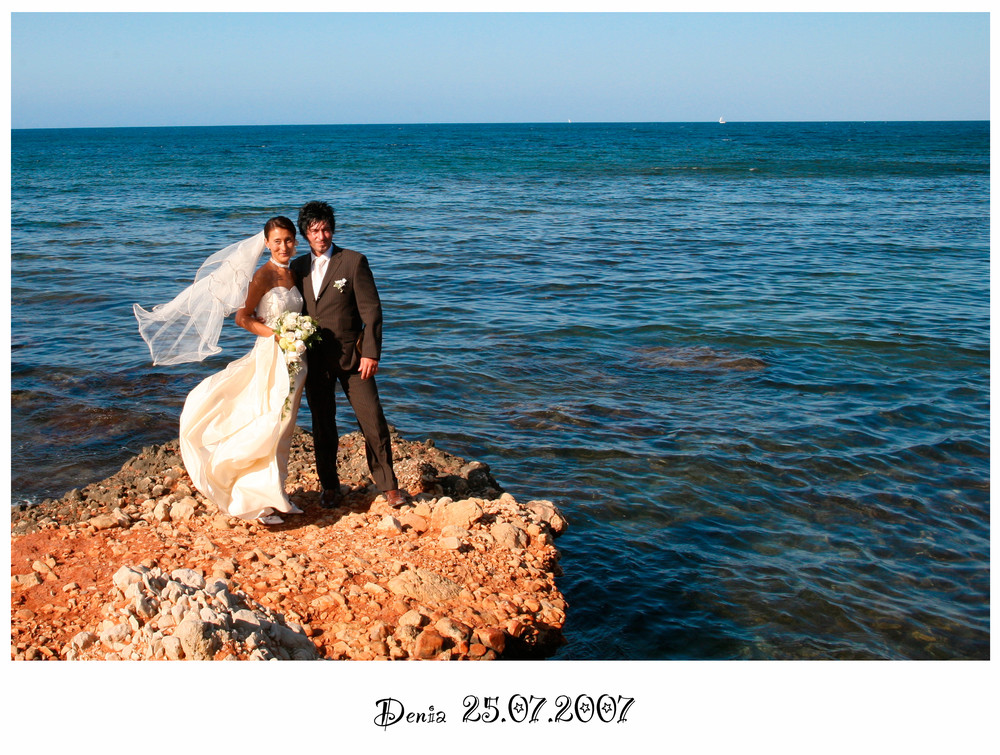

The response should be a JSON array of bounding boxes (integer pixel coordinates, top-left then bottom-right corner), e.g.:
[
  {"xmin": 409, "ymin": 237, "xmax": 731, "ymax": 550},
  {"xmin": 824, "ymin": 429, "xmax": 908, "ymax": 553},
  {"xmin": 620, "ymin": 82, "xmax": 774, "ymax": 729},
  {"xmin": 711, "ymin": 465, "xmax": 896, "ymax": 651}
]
[
  {"xmin": 264, "ymin": 215, "xmax": 296, "ymax": 239},
  {"xmin": 297, "ymin": 201, "xmax": 336, "ymax": 237}
]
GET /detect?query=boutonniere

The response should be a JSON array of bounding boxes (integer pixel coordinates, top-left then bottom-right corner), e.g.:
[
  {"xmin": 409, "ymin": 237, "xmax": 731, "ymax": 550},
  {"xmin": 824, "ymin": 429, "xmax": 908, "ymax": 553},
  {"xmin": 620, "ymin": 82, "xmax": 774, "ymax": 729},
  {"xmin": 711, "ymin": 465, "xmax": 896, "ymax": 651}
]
[{"xmin": 333, "ymin": 278, "xmax": 347, "ymax": 292}]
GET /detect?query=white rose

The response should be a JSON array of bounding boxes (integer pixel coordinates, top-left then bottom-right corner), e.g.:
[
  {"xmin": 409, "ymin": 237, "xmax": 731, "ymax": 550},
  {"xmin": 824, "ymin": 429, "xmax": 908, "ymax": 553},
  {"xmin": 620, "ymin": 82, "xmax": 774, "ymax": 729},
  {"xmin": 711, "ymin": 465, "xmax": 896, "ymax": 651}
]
[
  {"xmin": 294, "ymin": 340, "xmax": 307, "ymax": 355},
  {"xmin": 285, "ymin": 351, "xmax": 299, "ymax": 365}
]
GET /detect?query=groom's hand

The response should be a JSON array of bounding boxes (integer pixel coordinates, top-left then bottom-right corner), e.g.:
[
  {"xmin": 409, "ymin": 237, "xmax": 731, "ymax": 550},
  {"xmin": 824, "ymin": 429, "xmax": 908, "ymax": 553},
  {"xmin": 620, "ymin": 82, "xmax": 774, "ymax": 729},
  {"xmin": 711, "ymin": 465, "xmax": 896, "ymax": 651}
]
[{"xmin": 359, "ymin": 357, "xmax": 379, "ymax": 380}]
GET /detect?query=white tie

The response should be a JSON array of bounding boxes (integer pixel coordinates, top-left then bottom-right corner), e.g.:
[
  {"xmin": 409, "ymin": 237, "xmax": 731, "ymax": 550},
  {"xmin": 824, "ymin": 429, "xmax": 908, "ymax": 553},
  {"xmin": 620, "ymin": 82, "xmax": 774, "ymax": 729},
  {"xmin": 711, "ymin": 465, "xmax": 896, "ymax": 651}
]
[{"xmin": 312, "ymin": 255, "xmax": 328, "ymax": 299}]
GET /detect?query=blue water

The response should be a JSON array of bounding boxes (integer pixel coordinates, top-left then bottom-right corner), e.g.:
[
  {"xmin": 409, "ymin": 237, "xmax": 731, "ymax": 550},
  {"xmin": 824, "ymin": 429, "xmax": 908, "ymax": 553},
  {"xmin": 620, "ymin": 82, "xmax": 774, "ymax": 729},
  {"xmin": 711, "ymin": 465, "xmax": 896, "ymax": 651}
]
[{"xmin": 10, "ymin": 122, "xmax": 989, "ymax": 659}]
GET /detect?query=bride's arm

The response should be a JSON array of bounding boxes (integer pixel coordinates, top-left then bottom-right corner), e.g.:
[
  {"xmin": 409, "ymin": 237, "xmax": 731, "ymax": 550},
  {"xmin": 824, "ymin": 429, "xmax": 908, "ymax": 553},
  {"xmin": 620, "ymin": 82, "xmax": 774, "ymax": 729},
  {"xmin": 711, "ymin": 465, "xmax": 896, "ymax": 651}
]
[{"xmin": 235, "ymin": 269, "xmax": 277, "ymax": 339}]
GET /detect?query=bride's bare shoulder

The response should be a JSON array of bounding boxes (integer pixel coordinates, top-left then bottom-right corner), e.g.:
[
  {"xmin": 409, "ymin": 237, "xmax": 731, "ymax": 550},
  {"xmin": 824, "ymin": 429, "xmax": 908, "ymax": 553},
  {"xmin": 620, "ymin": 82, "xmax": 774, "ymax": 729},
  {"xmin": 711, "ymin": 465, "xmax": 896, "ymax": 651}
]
[{"xmin": 250, "ymin": 263, "xmax": 280, "ymax": 288}]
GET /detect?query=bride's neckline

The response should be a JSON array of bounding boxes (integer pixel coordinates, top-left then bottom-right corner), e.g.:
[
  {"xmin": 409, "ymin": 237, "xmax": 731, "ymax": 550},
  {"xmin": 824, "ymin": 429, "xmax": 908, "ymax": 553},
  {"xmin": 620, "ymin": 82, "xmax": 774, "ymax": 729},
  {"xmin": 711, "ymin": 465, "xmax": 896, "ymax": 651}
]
[{"xmin": 264, "ymin": 285, "xmax": 297, "ymax": 294}]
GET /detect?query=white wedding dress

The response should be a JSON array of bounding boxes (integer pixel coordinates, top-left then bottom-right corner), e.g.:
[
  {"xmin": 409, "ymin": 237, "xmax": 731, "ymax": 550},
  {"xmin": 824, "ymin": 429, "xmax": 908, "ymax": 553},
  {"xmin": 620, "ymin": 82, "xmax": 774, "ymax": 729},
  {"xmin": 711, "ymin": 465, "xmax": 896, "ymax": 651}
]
[{"xmin": 179, "ymin": 286, "xmax": 306, "ymax": 521}]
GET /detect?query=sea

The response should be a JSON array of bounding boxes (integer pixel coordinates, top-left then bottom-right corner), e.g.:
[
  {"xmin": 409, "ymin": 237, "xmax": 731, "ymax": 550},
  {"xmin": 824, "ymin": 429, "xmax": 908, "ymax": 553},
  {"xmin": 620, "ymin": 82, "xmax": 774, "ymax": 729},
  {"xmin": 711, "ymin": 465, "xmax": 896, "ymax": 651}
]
[{"xmin": 9, "ymin": 121, "xmax": 989, "ymax": 660}]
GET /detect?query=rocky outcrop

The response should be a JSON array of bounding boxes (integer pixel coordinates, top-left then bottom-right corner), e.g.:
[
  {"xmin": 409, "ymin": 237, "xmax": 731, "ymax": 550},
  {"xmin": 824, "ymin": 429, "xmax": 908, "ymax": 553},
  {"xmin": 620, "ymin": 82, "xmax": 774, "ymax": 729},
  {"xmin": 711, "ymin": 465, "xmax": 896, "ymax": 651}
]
[{"xmin": 11, "ymin": 428, "xmax": 568, "ymax": 661}]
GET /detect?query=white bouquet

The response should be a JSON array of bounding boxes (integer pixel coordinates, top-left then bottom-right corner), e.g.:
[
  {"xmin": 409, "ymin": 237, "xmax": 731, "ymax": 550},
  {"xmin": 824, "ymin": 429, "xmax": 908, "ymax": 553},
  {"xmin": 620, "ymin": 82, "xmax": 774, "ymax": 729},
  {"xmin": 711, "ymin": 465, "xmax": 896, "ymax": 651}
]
[
  {"xmin": 274, "ymin": 312, "xmax": 321, "ymax": 377},
  {"xmin": 273, "ymin": 313, "xmax": 321, "ymax": 417}
]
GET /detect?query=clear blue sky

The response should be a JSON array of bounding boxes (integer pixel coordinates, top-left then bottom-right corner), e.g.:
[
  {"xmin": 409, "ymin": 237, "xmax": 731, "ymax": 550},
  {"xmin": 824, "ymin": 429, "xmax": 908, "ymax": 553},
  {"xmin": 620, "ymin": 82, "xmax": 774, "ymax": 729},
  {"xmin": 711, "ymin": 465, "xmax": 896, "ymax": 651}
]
[{"xmin": 10, "ymin": 11, "xmax": 990, "ymax": 128}]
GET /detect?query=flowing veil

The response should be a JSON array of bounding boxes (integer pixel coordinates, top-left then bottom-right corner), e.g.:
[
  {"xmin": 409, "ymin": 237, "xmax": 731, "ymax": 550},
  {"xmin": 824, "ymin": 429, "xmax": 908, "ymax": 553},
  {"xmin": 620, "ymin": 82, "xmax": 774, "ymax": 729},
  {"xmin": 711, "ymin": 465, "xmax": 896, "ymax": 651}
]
[{"xmin": 133, "ymin": 232, "xmax": 267, "ymax": 365}]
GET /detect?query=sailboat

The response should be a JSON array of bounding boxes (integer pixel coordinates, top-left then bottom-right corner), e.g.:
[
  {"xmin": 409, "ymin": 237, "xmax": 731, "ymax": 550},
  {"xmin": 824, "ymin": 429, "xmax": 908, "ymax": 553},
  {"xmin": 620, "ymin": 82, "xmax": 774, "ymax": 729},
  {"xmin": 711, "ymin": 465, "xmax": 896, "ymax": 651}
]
[{"xmin": 719, "ymin": 117, "xmax": 726, "ymax": 124}]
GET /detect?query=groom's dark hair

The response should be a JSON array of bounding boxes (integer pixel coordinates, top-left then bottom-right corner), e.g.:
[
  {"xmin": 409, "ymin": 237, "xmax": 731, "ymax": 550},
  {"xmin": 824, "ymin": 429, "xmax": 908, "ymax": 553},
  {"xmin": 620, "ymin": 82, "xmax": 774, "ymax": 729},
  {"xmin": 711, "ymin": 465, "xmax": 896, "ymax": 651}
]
[{"xmin": 298, "ymin": 201, "xmax": 336, "ymax": 237}]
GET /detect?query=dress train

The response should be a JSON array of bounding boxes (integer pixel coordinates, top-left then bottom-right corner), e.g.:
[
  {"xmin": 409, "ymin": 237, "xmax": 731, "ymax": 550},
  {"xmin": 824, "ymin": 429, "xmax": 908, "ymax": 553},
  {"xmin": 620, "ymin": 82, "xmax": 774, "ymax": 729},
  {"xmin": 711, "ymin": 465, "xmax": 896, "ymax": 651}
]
[{"xmin": 179, "ymin": 287, "xmax": 305, "ymax": 521}]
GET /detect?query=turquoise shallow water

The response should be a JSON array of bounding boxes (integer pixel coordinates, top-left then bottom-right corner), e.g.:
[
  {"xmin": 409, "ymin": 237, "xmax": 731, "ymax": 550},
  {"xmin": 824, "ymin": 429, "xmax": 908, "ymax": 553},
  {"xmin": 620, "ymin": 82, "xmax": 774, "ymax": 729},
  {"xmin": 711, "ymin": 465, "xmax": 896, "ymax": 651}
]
[{"xmin": 10, "ymin": 121, "xmax": 989, "ymax": 659}]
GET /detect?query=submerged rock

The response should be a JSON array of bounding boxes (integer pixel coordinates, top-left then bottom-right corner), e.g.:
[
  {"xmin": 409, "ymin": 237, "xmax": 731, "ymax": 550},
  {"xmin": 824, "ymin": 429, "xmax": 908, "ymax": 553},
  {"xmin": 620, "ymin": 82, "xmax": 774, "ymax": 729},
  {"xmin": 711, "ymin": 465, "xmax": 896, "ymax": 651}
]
[{"xmin": 636, "ymin": 345, "xmax": 767, "ymax": 371}]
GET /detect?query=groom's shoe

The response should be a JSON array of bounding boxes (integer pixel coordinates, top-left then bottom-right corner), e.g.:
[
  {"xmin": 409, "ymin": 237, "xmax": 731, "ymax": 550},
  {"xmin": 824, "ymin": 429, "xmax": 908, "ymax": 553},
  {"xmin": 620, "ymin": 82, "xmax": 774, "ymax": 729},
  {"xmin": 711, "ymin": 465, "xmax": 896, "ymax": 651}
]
[
  {"xmin": 319, "ymin": 489, "xmax": 341, "ymax": 509},
  {"xmin": 384, "ymin": 489, "xmax": 409, "ymax": 508}
]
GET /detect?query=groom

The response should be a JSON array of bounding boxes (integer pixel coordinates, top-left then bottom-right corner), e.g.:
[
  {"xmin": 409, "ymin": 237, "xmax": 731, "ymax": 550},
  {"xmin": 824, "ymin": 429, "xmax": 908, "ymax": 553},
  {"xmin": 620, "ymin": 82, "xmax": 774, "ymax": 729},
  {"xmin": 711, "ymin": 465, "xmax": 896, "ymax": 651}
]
[{"xmin": 292, "ymin": 201, "xmax": 407, "ymax": 509}]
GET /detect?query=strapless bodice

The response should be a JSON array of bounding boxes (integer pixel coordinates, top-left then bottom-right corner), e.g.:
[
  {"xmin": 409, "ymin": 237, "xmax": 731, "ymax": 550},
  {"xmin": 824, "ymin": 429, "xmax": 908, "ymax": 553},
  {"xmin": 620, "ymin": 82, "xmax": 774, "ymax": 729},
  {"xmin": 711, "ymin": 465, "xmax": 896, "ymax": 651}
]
[{"xmin": 256, "ymin": 286, "xmax": 304, "ymax": 329}]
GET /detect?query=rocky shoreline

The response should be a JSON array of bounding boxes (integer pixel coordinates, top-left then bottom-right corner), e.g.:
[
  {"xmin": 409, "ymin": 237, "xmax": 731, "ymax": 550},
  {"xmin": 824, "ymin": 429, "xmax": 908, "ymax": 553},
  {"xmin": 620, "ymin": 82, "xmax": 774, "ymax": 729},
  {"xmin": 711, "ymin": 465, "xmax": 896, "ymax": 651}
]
[{"xmin": 10, "ymin": 428, "xmax": 568, "ymax": 661}]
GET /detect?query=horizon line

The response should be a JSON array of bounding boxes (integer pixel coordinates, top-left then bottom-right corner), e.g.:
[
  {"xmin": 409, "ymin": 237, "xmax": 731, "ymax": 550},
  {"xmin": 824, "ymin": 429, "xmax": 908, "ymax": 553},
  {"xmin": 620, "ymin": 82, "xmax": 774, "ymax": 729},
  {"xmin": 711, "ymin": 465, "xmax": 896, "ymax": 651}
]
[{"xmin": 11, "ymin": 118, "xmax": 991, "ymax": 131}]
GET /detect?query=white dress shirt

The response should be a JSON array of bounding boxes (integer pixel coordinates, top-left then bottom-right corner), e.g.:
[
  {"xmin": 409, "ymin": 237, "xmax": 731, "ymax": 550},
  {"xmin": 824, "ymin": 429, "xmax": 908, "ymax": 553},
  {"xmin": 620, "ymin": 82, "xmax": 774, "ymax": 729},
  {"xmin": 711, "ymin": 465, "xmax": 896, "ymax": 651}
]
[{"xmin": 311, "ymin": 249, "xmax": 332, "ymax": 299}]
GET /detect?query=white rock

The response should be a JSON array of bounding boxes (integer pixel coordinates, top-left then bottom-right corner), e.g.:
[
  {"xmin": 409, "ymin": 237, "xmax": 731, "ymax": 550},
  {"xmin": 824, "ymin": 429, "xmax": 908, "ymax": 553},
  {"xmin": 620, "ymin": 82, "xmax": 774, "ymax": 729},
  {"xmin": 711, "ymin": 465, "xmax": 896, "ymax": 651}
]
[
  {"xmin": 112, "ymin": 566, "xmax": 144, "ymax": 592},
  {"xmin": 232, "ymin": 609, "xmax": 262, "ymax": 627},
  {"xmin": 431, "ymin": 499, "xmax": 484, "ymax": 530},
  {"xmin": 100, "ymin": 623, "xmax": 131, "ymax": 646},
  {"xmin": 149, "ymin": 635, "xmax": 164, "ymax": 660},
  {"xmin": 124, "ymin": 582, "xmax": 144, "ymax": 600},
  {"xmin": 245, "ymin": 631, "xmax": 265, "ymax": 650},
  {"xmin": 71, "ymin": 631, "xmax": 98, "ymax": 649},
  {"xmin": 200, "ymin": 607, "xmax": 225, "ymax": 625},
  {"xmin": 526, "ymin": 500, "xmax": 568, "ymax": 533},
  {"xmin": 170, "ymin": 497, "xmax": 197, "ymax": 522},
  {"xmin": 31, "ymin": 560, "xmax": 57, "ymax": 578},
  {"xmin": 182, "ymin": 609, "xmax": 202, "ymax": 625},
  {"xmin": 171, "ymin": 568, "xmax": 205, "ymax": 590},
  {"xmin": 394, "ymin": 624, "xmax": 421, "ymax": 642},
  {"xmin": 175, "ymin": 618, "xmax": 220, "ymax": 660},
  {"xmin": 267, "ymin": 623, "xmax": 318, "ymax": 655},
  {"xmin": 161, "ymin": 580, "xmax": 187, "ymax": 602},
  {"xmin": 386, "ymin": 568, "xmax": 464, "ymax": 603},
  {"xmin": 216, "ymin": 590, "xmax": 240, "ymax": 610},
  {"xmin": 162, "ymin": 635, "xmax": 183, "ymax": 660},
  {"xmin": 491, "ymin": 521, "xmax": 528, "ymax": 550},
  {"xmin": 398, "ymin": 610, "xmax": 426, "ymax": 628},
  {"xmin": 435, "ymin": 617, "xmax": 472, "ymax": 644},
  {"xmin": 377, "ymin": 515, "xmax": 403, "ymax": 533},
  {"xmin": 142, "ymin": 571, "xmax": 164, "ymax": 593},
  {"xmin": 90, "ymin": 508, "xmax": 131, "ymax": 530},
  {"xmin": 12, "ymin": 573, "xmax": 44, "ymax": 589},
  {"xmin": 171, "ymin": 603, "xmax": 187, "ymax": 624}
]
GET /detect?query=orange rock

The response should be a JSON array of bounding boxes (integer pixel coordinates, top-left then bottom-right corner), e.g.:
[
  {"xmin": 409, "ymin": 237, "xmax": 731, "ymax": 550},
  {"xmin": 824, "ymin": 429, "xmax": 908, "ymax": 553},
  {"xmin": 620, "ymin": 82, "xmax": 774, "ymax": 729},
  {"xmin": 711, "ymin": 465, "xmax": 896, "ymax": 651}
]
[
  {"xmin": 474, "ymin": 627, "xmax": 506, "ymax": 654},
  {"xmin": 414, "ymin": 628, "xmax": 446, "ymax": 659}
]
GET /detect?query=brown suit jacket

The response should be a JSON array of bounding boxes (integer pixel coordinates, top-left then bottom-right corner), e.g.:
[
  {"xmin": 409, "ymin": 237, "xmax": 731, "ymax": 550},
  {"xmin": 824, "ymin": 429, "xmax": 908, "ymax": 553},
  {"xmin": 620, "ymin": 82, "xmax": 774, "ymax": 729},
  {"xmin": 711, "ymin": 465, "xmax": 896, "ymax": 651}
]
[{"xmin": 291, "ymin": 244, "xmax": 384, "ymax": 374}]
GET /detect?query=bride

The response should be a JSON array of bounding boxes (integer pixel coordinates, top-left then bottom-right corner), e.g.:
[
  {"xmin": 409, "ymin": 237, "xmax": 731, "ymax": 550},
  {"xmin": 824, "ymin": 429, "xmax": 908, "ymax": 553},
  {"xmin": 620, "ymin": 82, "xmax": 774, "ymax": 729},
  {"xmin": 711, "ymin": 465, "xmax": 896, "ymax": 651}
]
[{"xmin": 134, "ymin": 216, "xmax": 308, "ymax": 525}]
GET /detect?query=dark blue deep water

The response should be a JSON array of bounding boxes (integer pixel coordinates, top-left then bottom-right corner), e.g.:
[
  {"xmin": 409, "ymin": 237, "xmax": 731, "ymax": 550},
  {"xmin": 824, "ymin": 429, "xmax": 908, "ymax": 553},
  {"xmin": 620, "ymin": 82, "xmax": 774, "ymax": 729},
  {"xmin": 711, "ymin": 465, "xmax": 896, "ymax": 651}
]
[{"xmin": 10, "ymin": 122, "xmax": 989, "ymax": 659}]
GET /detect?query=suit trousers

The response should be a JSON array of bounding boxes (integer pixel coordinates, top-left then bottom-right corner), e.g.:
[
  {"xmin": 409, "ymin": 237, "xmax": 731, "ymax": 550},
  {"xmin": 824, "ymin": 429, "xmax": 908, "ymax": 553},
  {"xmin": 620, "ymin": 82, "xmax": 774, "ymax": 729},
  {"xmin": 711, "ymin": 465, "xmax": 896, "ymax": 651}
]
[{"xmin": 304, "ymin": 366, "xmax": 397, "ymax": 493}]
